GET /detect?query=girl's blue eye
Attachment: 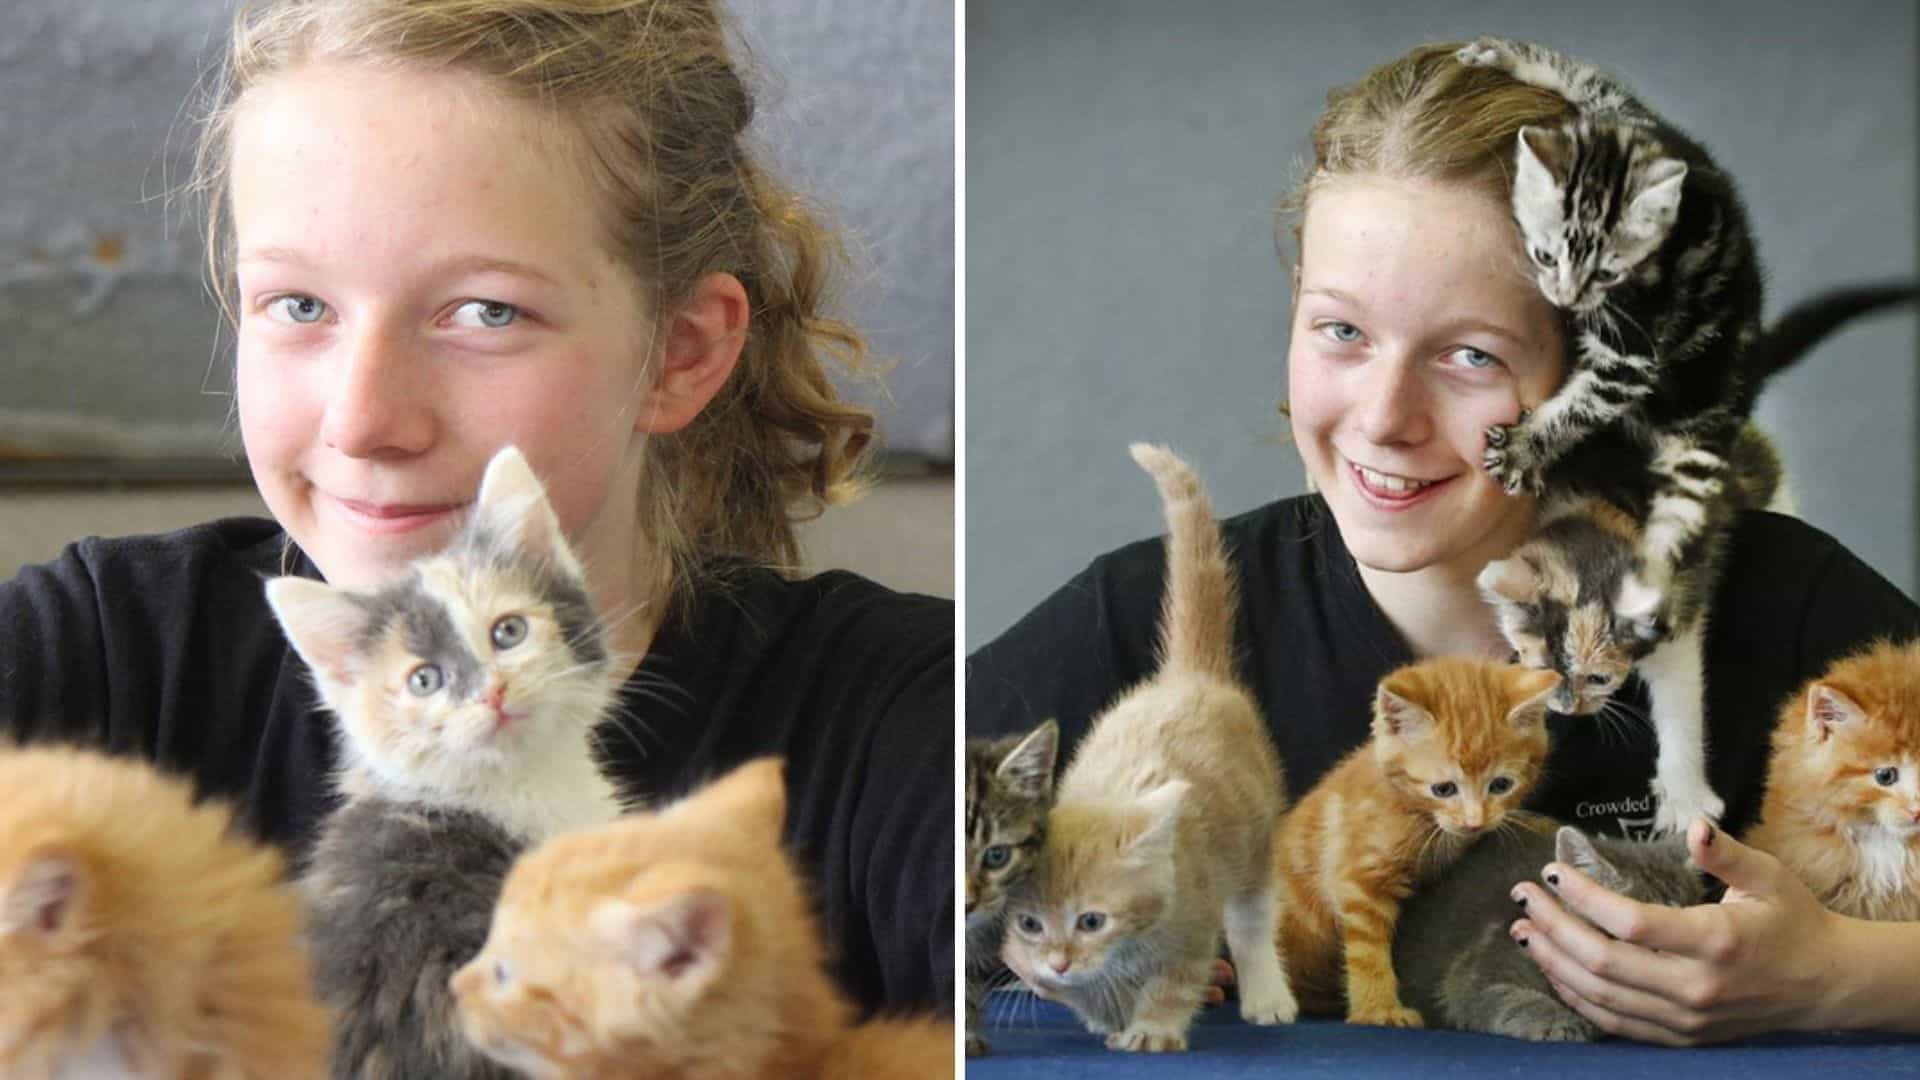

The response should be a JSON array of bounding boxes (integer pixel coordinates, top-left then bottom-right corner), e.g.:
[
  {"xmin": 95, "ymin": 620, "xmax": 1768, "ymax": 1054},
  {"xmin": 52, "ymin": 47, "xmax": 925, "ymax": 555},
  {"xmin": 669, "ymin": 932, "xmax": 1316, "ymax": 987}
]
[
  {"xmin": 1454, "ymin": 347, "xmax": 1496, "ymax": 369},
  {"xmin": 453, "ymin": 300, "xmax": 519, "ymax": 329},
  {"xmin": 271, "ymin": 295, "xmax": 327, "ymax": 324},
  {"xmin": 1322, "ymin": 321, "xmax": 1362, "ymax": 343}
]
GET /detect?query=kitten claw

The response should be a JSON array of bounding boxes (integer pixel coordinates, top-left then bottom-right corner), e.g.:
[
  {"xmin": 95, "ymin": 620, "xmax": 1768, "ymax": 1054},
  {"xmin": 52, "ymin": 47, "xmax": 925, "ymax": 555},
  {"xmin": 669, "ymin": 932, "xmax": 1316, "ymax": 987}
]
[
  {"xmin": 1649, "ymin": 778, "xmax": 1725, "ymax": 837},
  {"xmin": 1350, "ymin": 1003, "xmax": 1425, "ymax": 1029},
  {"xmin": 1239, "ymin": 986, "xmax": 1300, "ymax": 1026},
  {"xmin": 1106, "ymin": 1030, "xmax": 1189, "ymax": 1053}
]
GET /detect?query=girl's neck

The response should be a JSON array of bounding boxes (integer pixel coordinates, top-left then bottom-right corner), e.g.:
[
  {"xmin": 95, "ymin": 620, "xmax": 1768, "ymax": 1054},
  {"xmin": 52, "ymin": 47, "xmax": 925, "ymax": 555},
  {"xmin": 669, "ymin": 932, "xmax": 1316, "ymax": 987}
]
[{"xmin": 1356, "ymin": 560, "xmax": 1510, "ymax": 660}]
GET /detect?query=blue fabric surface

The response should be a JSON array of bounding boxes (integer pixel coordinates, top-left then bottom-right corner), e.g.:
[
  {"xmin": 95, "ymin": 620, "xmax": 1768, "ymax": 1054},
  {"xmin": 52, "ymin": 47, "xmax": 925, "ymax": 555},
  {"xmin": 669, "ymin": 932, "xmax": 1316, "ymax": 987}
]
[{"xmin": 971, "ymin": 992, "xmax": 1920, "ymax": 1078}]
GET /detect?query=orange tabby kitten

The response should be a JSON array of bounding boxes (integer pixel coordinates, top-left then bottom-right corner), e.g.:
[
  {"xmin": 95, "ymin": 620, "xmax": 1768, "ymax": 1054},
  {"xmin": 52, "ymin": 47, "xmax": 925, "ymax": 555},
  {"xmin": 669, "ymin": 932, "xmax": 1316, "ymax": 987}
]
[
  {"xmin": 1000, "ymin": 443, "xmax": 1295, "ymax": 1053},
  {"xmin": 449, "ymin": 759, "xmax": 953, "ymax": 1080},
  {"xmin": 0, "ymin": 744, "xmax": 330, "ymax": 1079},
  {"xmin": 1747, "ymin": 639, "xmax": 1920, "ymax": 921},
  {"xmin": 1274, "ymin": 657, "xmax": 1560, "ymax": 1027}
]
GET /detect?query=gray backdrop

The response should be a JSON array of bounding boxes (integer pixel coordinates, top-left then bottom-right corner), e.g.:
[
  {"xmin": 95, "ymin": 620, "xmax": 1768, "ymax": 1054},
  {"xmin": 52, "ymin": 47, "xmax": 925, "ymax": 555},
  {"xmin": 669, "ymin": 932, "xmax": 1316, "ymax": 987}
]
[
  {"xmin": 965, "ymin": 0, "xmax": 1918, "ymax": 648},
  {"xmin": 0, "ymin": 0, "xmax": 953, "ymax": 463}
]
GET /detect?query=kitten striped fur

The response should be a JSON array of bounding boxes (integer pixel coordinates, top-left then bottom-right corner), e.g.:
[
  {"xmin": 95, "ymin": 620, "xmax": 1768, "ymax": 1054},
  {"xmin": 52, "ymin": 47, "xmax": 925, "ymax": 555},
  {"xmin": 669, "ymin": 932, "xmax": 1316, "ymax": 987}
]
[{"xmin": 964, "ymin": 721, "xmax": 1059, "ymax": 1056}]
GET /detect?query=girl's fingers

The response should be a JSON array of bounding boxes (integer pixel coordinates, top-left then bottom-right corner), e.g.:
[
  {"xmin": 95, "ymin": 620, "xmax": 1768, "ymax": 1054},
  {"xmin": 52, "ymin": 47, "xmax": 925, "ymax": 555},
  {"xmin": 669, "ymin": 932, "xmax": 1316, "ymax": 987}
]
[
  {"xmin": 1511, "ymin": 914, "xmax": 1704, "ymax": 1036},
  {"xmin": 1531, "ymin": 859, "xmax": 1726, "ymax": 957},
  {"xmin": 1545, "ymin": 975, "xmax": 1698, "ymax": 1047}
]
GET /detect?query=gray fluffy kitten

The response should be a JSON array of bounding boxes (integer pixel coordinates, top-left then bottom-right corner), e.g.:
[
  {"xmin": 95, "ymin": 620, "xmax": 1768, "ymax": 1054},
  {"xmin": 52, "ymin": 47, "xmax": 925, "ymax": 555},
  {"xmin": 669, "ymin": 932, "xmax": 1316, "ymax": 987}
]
[
  {"xmin": 1394, "ymin": 814, "xmax": 1708, "ymax": 1041},
  {"xmin": 964, "ymin": 720, "xmax": 1059, "ymax": 1056},
  {"xmin": 269, "ymin": 446, "xmax": 630, "ymax": 1078}
]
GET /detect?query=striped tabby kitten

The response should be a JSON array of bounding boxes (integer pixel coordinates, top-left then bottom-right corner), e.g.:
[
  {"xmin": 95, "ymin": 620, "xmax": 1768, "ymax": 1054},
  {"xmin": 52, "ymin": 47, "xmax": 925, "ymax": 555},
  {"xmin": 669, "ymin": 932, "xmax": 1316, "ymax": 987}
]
[
  {"xmin": 964, "ymin": 720, "xmax": 1059, "ymax": 1057},
  {"xmin": 1274, "ymin": 657, "xmax": 1560, "ymax": 1027},
  {"xmin": 268, "ymin": 445, "xmax": 630, "ymax": 1079},
  {"xmin": 1747, "ymin": 639, "xmax": 1920, "ymax": 921},
  {"xmin": 1395, "ymin": 815, "xmax": 1706, "ymax": 1041},
  {"xmin": 1001, "ymin": 444, "xmax": 1295, "ymax": 1052}
]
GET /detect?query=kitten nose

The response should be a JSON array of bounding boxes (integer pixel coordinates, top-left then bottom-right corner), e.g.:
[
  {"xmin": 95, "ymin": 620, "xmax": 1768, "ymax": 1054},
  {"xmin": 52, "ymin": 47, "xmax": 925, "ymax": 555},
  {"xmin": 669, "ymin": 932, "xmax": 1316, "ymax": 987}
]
[{"xmin": 1048, "ymin": 955, "xmax": 1071, "ymax": 975}]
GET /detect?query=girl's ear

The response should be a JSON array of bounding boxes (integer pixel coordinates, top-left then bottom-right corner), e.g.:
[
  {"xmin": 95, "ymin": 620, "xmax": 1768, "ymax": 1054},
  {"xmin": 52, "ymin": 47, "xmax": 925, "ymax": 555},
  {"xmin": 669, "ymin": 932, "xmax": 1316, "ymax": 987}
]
[{"xmin": 637, "ymin": 272, "xmax": 749, "ymax": 435}]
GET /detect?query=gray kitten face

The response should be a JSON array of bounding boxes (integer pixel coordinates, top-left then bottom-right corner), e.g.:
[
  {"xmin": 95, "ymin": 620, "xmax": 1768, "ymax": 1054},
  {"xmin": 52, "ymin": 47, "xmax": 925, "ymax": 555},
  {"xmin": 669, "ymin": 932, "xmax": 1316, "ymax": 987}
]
[
  {"xmin": 1554, "ymin": 827, "xmax": 1705, "ymax": 907},
  {"xmin": 1512, "ymin": 120, "xmax": 1687, "ymax": 312},
  {"xmin": 965, "ymin": 721, "xmax": 1059, "ymax": 929}
]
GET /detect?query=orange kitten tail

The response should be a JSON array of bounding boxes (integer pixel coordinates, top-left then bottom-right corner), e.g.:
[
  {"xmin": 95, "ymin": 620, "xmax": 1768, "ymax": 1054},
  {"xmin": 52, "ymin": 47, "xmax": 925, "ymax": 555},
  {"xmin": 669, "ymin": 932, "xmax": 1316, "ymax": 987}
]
[
  {"xmin": 1129, "ymin": 442, "xmax": 1237, "ymax": 681},
  {"xmin": 819, "ymin": 1014, "xmax": 955, "ymax": 1079}
]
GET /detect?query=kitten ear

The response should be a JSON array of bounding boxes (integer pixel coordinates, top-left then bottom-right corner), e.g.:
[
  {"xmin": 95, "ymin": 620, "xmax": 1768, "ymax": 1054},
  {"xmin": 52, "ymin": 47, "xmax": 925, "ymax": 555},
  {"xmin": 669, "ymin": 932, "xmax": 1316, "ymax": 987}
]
[
  {"xmin": 1372, "ymin": 681, "xmax": 1432, "ymax": 740},
  {"xmin": 265, "ymin": 576, "xmax": 368, "ymax": 688},
  {"xmin": 592, "ymin": 889, "xmax": 731, "ymax": 988},
  {"xmin": 1505, "ymin": 668, "xmax": 1562, "ymax": 726},
  {"xmin": 0, "ymin": 847, "xmax": 84, "ymax": 938},
  {"xmin": 1515, "ymin": 125, "xmax": 1573, "ymax": 188},
  {"xmin": 679, "ymin": 758, "xmax": 787, "ymax": 845},
  {"xmin": 1624, "ymin": 157, "xmax": 1687, "ymax": 236},
  {"xmin": 1807, "ymin": 683, "xmax": 1867, "ymax": 742},
  {"xmin": 1127, "ymin": 779, "xmax": 1189, "ymax": 860},
  {"xmin": 1477, "ymin": 556, "xmax": 1538, "ymax": 607},
  {"xmin": 997, "ymin": 720, "xmax": 1060, "ymax": 801},
  {"xmin": 1552, "ymin": 827, "xmax": 1630, "ymax": 892},
  {"xmin": 471, "ymin": 446, "xmax": 576, "ymax": 573}
]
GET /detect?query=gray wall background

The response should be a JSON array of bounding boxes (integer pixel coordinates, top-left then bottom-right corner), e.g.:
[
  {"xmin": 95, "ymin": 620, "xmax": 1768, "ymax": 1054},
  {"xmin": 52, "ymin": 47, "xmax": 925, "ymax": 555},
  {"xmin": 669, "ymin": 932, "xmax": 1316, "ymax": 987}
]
[
  {"xmin": 0, "ymin": 0, "xmax": 953, "ymax": 463},
  {"xmin": 966, "ymin": 0, "xmax": 1918, "ymax": 649}
]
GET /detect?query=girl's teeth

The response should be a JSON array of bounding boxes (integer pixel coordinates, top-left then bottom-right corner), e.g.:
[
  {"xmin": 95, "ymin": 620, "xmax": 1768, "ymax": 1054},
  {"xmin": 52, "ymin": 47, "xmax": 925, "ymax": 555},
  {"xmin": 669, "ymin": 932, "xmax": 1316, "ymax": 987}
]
[{"xmin": 1359, "ymin": 466, "xmax": 1431, "ymax": 494}]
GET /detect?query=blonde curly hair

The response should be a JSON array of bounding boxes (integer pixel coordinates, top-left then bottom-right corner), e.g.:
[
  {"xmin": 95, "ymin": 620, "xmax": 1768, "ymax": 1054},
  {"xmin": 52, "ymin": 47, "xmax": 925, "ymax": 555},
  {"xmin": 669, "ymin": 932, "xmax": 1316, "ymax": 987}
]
[{"xmin": 193, "ymin": 0, "xmax": 875, "ymax": 595}]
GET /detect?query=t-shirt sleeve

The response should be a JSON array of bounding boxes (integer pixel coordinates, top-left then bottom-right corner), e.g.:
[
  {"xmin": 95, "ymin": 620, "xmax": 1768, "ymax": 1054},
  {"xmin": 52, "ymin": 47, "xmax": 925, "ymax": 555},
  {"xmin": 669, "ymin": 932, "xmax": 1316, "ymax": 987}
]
[
  {"xmin": 0, "ymin": 543, "xmax": 112, "ymax": 745},
  {"xmin": 965, "ymin": 543, "xmax": 1165, "ymax": 745},
  {"xmin": 1791, "ymin": 524, "xmax": 1920, "ymax": 672}
]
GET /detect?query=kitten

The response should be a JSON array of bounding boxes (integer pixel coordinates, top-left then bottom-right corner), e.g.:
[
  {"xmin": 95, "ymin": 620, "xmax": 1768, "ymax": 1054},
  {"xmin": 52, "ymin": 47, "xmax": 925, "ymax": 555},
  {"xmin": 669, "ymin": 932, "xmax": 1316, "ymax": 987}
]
[
  {"xmin": 1395, "ymin": 814, "xmax": 1707, "ymax": 1041},
  {"xmin": 1747, "ymin": 639, "xmax": 1920, "ymax": 921},
  {"xmin": 1478, "ymin": 423, "xmax": 1784, "ymax": 832},
  {"xmin": 964, "ymin": 720, "xmax": 1059, "ymax": 1056},
  {"xmin": 0, "ymin": 744, "xmax": 330, "ymax": 1079},
  {"xmin": 268, "ymin": 445, "xmax": 630, "ymax": 1079},
  {"xmin": 1273, "ymin": 657, "xmax": 1561, "ymax": 1026},
  {"xmin": 449, "ymin": 758, "xmax": 954, "ymax": 1079},
  {"xmin": 1001, "ymin": 443, "xmax": 1295, "ymax": 1052}
]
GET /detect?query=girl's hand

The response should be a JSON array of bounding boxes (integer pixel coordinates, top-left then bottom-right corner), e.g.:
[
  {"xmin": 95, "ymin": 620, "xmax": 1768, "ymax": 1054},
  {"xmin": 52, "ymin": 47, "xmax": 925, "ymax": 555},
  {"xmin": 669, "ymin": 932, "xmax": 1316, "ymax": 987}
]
[{"xmin": 1508, "ymin": 818, "xmax": 1849, "ymax": 1045}]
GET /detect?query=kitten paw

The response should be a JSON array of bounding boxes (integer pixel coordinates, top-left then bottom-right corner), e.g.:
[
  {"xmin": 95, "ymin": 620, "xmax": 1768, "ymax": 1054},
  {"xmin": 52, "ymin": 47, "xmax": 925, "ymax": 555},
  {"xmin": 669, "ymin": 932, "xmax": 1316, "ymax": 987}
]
[
  {"xmin": 1238, "ymin": 984, "xmax": 1300, "ymax": 1026},
  {"xmin": 965, "ymin": 1032, "xmax": 991, "ymax": 1057},
  {"xmin": 1455, "ymin": 38, "xmax": 1511, "ymax": 69},
  {"xmin": 1483, "ymin": 424, "xmax": 1541, "ymax": 495},
  {"xmin": 1649, "ymin": 778, "xmax": 1725, "ymax": 837},
  {"xmin": 1349, "ymin": 1003, "xmax": 1425, "ymax": 1029},
  {"xmin": 1106, "ymin": 1029, "xmax": 1189, "ymax": 1053}
]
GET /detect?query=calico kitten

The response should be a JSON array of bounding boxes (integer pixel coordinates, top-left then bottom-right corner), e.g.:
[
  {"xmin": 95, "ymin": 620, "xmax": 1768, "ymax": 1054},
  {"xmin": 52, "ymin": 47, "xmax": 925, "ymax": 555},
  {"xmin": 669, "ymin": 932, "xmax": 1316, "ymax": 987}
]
[
  {"xmin": 1395, "ymin": 814, "xmax": 1707, "ymax": 1041},
  {"xmin": 268, "ymin": 445, "xmax": 630, "ymax": 1079},
  {"xmin": 964, "ymin": 720, "xmax": 1059, "ymax": 1056},
  {"xmin": 1001, "ymin": 443, "xmax": 1295, "ymax": 1053},
  {"xmin": 0, "ymin": 744, "xmax": 330, "ymax": 1079},
  {"xmin": 1747, "ymin": 639, "xmax": 1920, "ymax": 921},
  {"xmin": 1273, "ymin": 657, "xmax": 1561, "ymax": 1026},
  {"xmin": 450, "ymin": 759, "xmax": 954, "ymax": 1079}
]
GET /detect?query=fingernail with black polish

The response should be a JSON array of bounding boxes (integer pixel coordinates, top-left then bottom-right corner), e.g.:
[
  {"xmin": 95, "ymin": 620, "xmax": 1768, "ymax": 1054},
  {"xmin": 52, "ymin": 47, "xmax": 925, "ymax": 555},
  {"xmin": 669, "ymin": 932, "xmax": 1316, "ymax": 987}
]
[
  {"xmin": 1545, "ymin": 871, "xmax": 1560, "ymax": 887},
  {"xmin": 1517, "ymin": 936, "xmax": 1530, "ymax": 948}
]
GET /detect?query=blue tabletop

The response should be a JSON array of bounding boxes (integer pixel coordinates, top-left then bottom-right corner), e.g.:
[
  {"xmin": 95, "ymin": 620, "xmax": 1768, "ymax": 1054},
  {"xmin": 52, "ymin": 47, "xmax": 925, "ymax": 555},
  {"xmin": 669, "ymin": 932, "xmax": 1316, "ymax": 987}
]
[{"xmin": 970, "ymin": 991, "xmax": 1920, "ymax": 1078}]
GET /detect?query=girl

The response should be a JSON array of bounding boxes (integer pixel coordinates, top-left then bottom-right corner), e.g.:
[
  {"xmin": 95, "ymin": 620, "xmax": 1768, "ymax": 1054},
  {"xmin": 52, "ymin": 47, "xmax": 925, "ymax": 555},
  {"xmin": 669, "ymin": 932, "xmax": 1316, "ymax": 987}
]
[
  {"xmin": 967, "ymin": 41, "xmax": 1920, "ymax": 1043},
  {"xmin": 0, "ymin": 0, "xmax": 950, "ymax": 1014}
]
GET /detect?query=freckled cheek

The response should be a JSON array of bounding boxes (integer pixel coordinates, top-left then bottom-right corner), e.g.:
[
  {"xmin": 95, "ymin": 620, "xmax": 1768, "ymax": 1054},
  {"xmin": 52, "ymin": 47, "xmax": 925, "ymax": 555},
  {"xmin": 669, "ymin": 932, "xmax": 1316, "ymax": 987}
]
[
  {"xmin": 235, "ymin": 347, "xmax": 318, "ymax": 472},
  {"xmin": 1284, "ymin": 347, "xmax": 1344, "ymax": 456}
]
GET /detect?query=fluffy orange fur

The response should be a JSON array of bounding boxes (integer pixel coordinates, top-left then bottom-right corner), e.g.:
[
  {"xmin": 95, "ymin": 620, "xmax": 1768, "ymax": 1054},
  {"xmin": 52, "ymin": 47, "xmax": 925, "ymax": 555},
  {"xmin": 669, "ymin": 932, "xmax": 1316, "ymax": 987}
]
[
  {"xmin": 0, "ymin": 744, "xmax": 330, "ymax": 1079},
  {"xmin": 450, "ymin": 759, "xmax": 953, "ymax": 1079},
  {"xmin": 1747, "ymin": 639, "xmax": 1920, "ymax": 921},
  {"xmin": 1274, "ymin": 657, "xmax": 1560, "ymax": 1026}
]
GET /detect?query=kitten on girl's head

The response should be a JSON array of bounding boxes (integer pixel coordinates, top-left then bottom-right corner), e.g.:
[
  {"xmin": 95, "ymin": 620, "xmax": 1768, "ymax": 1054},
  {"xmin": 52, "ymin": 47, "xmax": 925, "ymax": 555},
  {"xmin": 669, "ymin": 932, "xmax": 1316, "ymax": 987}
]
[
  {"xmin": 268, "ymin": 444, "xmax": 629, "ymax": 842},
  {"xmin": 1274, "ymin": 656, "xmax": 1560, "ymax": 1026},
  {"xmin": 0, "ymin": 745, "xmax": 330, "ymax": 1079},
  {"xmin": 1748, "ymin": 639, "xmax": 1920, "ymax": 922},
  {"xmin": 450, "ymin": 759, "xmax": 952, "ymax": 1079},
  {"xmin": 965, "ymin": 720, "xmax": 1059, "ymax": 1056}
]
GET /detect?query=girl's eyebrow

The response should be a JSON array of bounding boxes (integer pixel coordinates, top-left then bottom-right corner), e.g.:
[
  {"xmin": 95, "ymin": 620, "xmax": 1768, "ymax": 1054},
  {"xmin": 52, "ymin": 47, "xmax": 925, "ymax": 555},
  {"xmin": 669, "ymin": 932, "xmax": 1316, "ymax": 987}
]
[{"xmin": 236, "ymin": 247, "xmax": 560, "ymax": 287}]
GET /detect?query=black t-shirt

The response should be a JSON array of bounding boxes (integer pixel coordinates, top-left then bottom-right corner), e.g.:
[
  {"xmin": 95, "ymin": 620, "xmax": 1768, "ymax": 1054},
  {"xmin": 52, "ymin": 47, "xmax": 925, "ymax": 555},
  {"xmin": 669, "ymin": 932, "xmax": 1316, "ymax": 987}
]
[
  {"xmin": 967, "ymin": 495, "xmax": 1920, "ymax": 840},
  {"xmin": 0, "ymin": 517, "xmax": 953, "ymax": 1014}
]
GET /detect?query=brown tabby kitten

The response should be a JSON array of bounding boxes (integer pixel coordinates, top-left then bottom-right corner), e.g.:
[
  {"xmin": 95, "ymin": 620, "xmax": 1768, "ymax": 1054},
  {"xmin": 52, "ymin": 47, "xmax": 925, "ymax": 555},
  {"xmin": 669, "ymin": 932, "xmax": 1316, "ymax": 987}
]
[
  {"xmin": 450, "ymin": 759, "xmax": 953, "ymax": 1079},
  {"xmin": 0, "ymin": 745, "xmax": 331, "ymax": 1079},
  {"xmin": 1001, "ymin": 443, "xmax": 1294, "ymax": 1053},
  {"xmin": 1747, "ymin": 639, "xmax": 1920, "ymax": 921},
  {"xmin": 1274, "ymin": 657, "xmax": 1560, "ymax": 1026},
  {"xmin": 965, "ymin": 720, "xmax": 1059, "ymax": 1056}
]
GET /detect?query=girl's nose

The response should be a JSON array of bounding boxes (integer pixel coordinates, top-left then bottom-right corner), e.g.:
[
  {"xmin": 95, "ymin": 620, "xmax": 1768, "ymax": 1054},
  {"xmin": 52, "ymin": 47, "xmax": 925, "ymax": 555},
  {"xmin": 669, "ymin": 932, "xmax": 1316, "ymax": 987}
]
[
  {"xmin": 319, "ymin": 326, "xmax": 436, "ymax": 459},
  {"xmin": 1354, "ymin": 356, "xmax": 1430, "ymax": 446}
]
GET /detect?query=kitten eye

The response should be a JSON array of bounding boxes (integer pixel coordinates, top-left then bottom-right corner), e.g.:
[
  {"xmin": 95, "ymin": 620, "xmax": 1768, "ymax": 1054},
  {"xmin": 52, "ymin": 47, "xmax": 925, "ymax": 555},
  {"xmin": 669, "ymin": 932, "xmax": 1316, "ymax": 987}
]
[
  {"xmin": 1430, "ymin": 781, "xmax": 1459, "ymax": 799},
  {"xmin": 407, "ymin": 663, "xmax": 446, "ymax": 696},
  {"xmin": 1530, "ymin": 247, "xmax": 1557, "ymax": 267},
  {"xmin": 268, "ymin": 294, "xmax": 328, "ymax": 324},
  {"xmin": 1875, "ymin": 766, "xmax": 1900, "ymax": 787},
  {"xmin": 451, "ymin": 299, "xmax": 520, "ymax": 329},
  {"xmin": 1585, "ymin": 673, "xmax": 1613, "ymax": 688},
  {"xmin": 1075, "ymin": 911, "xmax": 1108, "ymax": 933},
  {"xmin": 1016, "ymin": 914, "xmax": 1044, "ymax": 936},
  {"xmin": 493, "ymin": 959, "xmax": 513, "ymax": 987},
  {"xmin": 1594, "ymin": 267, "xmax": 1626, "ymax": 286},
  {"xmin": 1487, "ymin": 776, "xmax": 1516, "ymax": 796},
  {"xmin": 491, "ymin": 614, "xmax": 529, "ymax": 650},
  {"xmin": 982, "ymin": 844, "xmax": 1012, "ymax": 870}
]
